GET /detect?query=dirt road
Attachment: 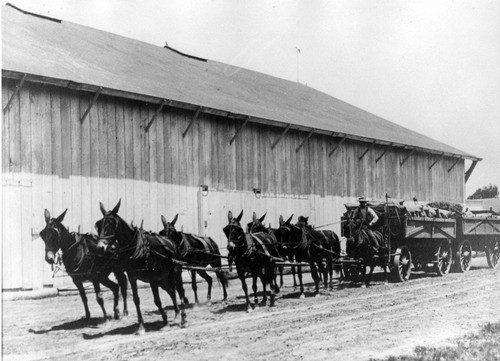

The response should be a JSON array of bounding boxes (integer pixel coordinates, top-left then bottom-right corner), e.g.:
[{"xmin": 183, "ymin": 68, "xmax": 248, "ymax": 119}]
[{"xmin": 3, "ymin": 257, "xmax": 499, "ymax": 361}]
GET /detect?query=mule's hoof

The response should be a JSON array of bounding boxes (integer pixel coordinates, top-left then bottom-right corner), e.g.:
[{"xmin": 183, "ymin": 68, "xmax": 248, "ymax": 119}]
[
  {"xmin": 114, "ymin": 312, "xmax": 121, "ymax": 320},
  {"xmin": 206, "ymin": 300, "xmax": 212, "ymax": 306},
  {"xmin": 135, "ymin": 326, "xmax": 146, "ymax": 336},
  {"xmin": 299, "ymin": 294, "xmax": 305, "ymax": 299},
  {"xmin": 247, "ymin": 307, "xmax": 253, "ymax": 313},
  {"xmin": 183, "ymin": 298, "xmax": 190, "ymax": 305},
  {"xmin": 123, "ymin": 310, "xmax": 129, "ymax": 317},
  {"xmin": 314, "ymin": 293, "xmax": 320, "ymax": 298},
  {"xmin": 361, "ymin": 284, "xmax": 367, "ymax": 288}
]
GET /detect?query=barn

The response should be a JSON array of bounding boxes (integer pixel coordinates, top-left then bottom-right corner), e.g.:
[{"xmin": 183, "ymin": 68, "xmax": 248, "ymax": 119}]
[{"xmin": 2, "ymin": 4, "xmax": 480, "ymax": 292}]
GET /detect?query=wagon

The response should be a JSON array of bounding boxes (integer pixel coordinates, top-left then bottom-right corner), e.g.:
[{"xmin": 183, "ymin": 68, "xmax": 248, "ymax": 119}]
[
  {"xmin": 454, "ymin": 214, "xmax": 500, "ymax": 272},
  {"xmin": 385, "ymin": 207, "xmax": 457, "ymax": 281}
]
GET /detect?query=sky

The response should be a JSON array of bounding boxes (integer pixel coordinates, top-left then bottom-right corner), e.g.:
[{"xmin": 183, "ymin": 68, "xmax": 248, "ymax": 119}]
[{"xmin": 3, "ymin": 0, "xmax": 499, "ymax": 198}]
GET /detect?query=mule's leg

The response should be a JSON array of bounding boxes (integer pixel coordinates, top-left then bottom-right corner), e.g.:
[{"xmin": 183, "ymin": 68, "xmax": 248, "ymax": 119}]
[
  {"xmin": 92, "ymin": 282, "xmax": 108, "ymax": 320},
  {"xmin": 98, "ymin": 276, "xmax": 121, "ymax": 319},
  {"xmin": 292, "ymin": 265, "xmax": 298, "ymax": 288},
  {"xmin": 361, "ymin": 264, "xmax": 368, "ymax": 288},
  {"xmin": 175, "ymin": 268, "xmax": 188, "ymax": 307},
  {"xmin": 309, "ymin": 261, "xmax": 321, "ymax": 296},
  {"xmin": 268, "ymin": 265, "xmax": 276, "ymax": 307},
  {"xmin": 279, "ymin": 265, "xmax": 284, "ymax": 288},
  {"xmin": 127, "ymin": 271, "xmax": 145, "ymax": 335},
  {"xmin": 74, "ymin": 279, "xmax": 91, "ymax": 321},
  {"xmin": 196, "ymin": 270, "xmax": 213, "ymax": 304},
  {"xmin": 366, "ymin": 264, "xmax": 375, "ymax": 287},
  {"xmin": 237, "ymin": 267, "xmax": 252, "ymax": 312},
  {"xmin": 216, "ymin": 270, "xmax": 228, "ymax": 301},
  {"xmin": 297, "ymin": 265, "xmax": 305, "ymax": 299},
  {"xmin": 172, "ymin": 268, "xmax": 188, "ymax": 328},
  {"xmin": 191, "ymin": 269, "xmax": 199, "ymax": 304},
  {"xmin": 115, "ymin": 270, "xmax": 129, "ymax": 316},
  {"xmin": 151, "ymin": 281, "xmax": 169, "ymax": 327},
  {"xmin": 259, "ymin": 273, "xmax": 268, "ymax": 305},
  {"xmin": 252, "ymin": 274, "xmax": 260, "ymax": 307}
]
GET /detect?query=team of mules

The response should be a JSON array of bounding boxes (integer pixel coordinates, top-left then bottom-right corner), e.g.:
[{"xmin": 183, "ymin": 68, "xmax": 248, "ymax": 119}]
[{"xmin": 39, "ymin": 200, "xmax": 384, "ymax": 334}]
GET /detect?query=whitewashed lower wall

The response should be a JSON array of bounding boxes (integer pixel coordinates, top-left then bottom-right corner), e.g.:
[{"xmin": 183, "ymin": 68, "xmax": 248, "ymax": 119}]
[{"xmin": 2, "ymin": 173, "xmax": 355, "ymax": 290}]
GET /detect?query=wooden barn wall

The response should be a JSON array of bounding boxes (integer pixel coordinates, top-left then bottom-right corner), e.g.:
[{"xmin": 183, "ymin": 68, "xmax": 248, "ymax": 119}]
[{"xmin": 2, "ymin": 80, "xmax": 465, "ymax": 289}]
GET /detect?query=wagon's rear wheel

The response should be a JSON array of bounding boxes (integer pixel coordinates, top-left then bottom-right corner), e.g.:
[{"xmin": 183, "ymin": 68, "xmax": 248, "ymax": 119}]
[
  {"xmin": 392, "ymin": 246, "xmax": 411, "ymax": 282},
  {"xmin": 456, "ymin": 240, "xmax": 472, "ymax": 273},
  {"xmin": 435, "ymin": 240, "xmax": 452, "ymax": 276},
  {"xmin": 486, "ymin": 238, "xmax": 500, "ymax": 269}
]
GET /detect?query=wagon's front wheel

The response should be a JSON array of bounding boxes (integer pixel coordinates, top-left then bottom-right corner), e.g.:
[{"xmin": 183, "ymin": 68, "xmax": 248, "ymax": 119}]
[
  {"xmin": 392, "ymin": 246, "xmax": 411, "ymax": 282},
  {"xmin": 456, "ymin": 240, "xmax": 472, "ymax": 273},
  {"xmin": 435, "ymin": 240, "xmax": 452, "ymax": 276},
  {"xmin": 486, "ymin": 238, "xmax": 500, "ymax": 269}
]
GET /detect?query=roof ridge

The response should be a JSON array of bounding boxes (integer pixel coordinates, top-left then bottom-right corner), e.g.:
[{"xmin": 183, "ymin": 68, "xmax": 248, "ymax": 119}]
[{"xmin": 6, "ymin": 3, "xmax": 61, "ymax": 23}]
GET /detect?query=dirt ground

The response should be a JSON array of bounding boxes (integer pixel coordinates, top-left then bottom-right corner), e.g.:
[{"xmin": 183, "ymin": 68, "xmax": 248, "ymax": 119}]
[{"xmin": 3, "ymin": 256, "xmax": 500, "ymax": 361}]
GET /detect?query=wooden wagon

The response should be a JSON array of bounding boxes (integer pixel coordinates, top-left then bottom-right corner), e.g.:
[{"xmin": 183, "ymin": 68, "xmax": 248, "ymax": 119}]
[{"xmin": 454, "ymin": 214, "xmax": 500, "ymax": 272}]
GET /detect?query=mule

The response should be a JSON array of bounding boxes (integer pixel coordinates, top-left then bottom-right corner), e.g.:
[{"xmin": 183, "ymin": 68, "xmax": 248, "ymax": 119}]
[
  {"xmin": 223, "ymin": 210, "xmax": 279, "ymax": 312},
  {"xmin": 160, "ymin": 214, "xmax": 228, "ymax": 304},
  {"xmin": 274, "ymin": 215, "xmax": 339, "ymax": 298},
  {"xmin": 95, "ymin": 200, "xmax": 187, "ymax": 334},
  {"xmin": 246, "ymin": 212, "xmax": 283, "ymax": 291},
  {"xmin": 344, "ymin": 219, "xmax": 389, "ymax": 287},
  {"xmin": 39, "ymin": 209, "xmax": 128, "ymax": 322}
]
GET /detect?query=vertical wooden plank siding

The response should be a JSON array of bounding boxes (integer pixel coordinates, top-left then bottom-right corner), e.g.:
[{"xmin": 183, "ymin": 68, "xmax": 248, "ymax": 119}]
[{"xmin": 2, "ymin": 81, "xmax": 471, "ymax": 289}]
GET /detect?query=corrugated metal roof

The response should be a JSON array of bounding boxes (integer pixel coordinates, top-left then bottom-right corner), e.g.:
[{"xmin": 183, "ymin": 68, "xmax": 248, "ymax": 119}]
[{"xmin": 1, "ymin": 4, "xmax": 479, "ymax": 160}]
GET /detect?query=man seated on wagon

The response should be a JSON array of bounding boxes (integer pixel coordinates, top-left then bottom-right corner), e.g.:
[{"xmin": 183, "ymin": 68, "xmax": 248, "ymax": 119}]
[{"xmin": 353, "ymin": 197, "xmax": 380, "ymax": 257}]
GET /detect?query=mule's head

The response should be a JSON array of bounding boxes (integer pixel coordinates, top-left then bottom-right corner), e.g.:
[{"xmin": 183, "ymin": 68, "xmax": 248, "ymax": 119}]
[
  {"xmin": 223, "ymin": 210, "xmax": 244, "ymax": 255},
  {"xmin": 39, "ymin": 209, "xmax": 67, "ymax": 264},
  {"xmin": 246, "ymin": 212, "xmax": 267, "ymax": 233},
  {"xmin": 95, "ymin": 200, "xmax": 123, "ymax": 253},
  {"xmin": 274, "ymin": 214, "xmax": 294, "ymax": 251},
  {"xmin": 159, "ymin": 214, "xmax": 178, "ymax": 239}
]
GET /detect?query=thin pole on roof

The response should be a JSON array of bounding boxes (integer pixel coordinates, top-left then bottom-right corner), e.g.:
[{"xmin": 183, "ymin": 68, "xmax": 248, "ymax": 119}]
[{"xmin": 295, "ymin": 47, "xmax": 300, "ymax": 83}]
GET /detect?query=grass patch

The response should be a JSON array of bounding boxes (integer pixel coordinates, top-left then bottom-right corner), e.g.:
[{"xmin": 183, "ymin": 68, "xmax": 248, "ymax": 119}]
[{"xmin": 371, "ymin": 322, "xmax": 500, "ymax": 361}]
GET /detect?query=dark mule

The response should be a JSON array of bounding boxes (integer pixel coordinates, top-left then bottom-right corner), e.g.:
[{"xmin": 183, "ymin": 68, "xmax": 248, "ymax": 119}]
[
  {"xmin": 40, "ymin": 209, "xmax": 128, "ymax": 322},
  {"xmin": 274, "ymin": 215, "xmax": 339, "ymax": 298},
  {"xmin": 160, "ymin": 214, "xmax": 228, "ymax": 304},
  {"xmin": 246, "ymin": 212, "xmax": 284, "ymax": 289},
  {"xmin": 344, "ymin": 220, "xmax": 389, "ymax": 287},
  {"xmin": 223, "ymin": 210, "xmax": 279, "ymax": 312},
  {"xmin": 95, "ymin": 200, "xmax": 187, "ymax": 334}
]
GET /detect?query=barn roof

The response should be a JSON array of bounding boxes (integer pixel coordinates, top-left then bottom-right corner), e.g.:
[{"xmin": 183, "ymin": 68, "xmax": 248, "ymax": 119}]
[{"xmin": 2, "ymin": 4, "xmax": 480, "ymax": 161}]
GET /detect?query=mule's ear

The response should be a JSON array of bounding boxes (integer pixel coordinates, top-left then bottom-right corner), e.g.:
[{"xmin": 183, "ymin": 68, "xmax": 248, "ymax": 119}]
[
  {"xmin": 279, "ymin": 215, "xmax": 284, "ymax": 226},
  {"xmin": 253, "ymin": 212, "xmax": 257, "ymax": 221},
  {"xmin": 228, "ymin": 211, "xmax": 233, "ymax": 223},
  {"xmin": 100, "ymin": 202, "xmax": 107, "ymax": 216},
  {"xmin": 286, "ymin": 214, "xmax": 294, "ymax": 225},
  {"xmin": 140, "ymin": 220, "xmax": 144, "ymax": 229},
  {"xmin": 172, "ymin": 213, "xmax": 178, "ymax": 226},
  {"xmin": 131, "ymin": 220, "xmax": 135, "ymax": 228},
  {"xmin": 161, "ymin": 215, "xmax": 167, "ymax": 226},
  {"xmin": 44, "ymin": 209, "xmax": 51, "ymax": 224},
  {"xmin": 111, "ymin": 199, "xmax": 121, "ymax": 214},
  {"xmin": 56, "ymin": 209, "xmax": 68, "ymax": 223},
  {"xmin": 236, "ymin": 210, "xmax": 243, "ymax": 222},
  {"xmin": 259, "ymin": 212, "xmax": 267, "ymax": 223}
]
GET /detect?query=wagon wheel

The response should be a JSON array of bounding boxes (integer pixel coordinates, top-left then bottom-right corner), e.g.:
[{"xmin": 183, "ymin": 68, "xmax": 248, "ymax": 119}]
[
  {"xmin": 392, "ymin": 246, "xmax": 411, "ymax": 282},
  {"xmin": 486, "ymin": 238, "xmax": 500, "ymax": 269},
  {"xmin": 435, "ymin": 240, "xmax": 452, "ymax": 276},
  {"xmin": 342, "ymin": 261, "xmax": 360, "ymax": 280},
  {"xmin": 456, "ymin": 240, "xmax": 472, "ymax": 273}
]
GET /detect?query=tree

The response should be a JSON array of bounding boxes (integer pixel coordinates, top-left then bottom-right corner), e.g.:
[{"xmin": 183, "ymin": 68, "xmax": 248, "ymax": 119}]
[{"xmin": 467, "ymin": 184, "xmax": 499, "ymax": 200}]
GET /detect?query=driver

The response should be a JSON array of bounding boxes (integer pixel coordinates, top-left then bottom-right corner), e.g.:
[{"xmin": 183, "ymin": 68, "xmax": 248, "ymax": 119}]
[{"xmin": 353, "ymin": 197, "xmax": 380, "ymax": 256}]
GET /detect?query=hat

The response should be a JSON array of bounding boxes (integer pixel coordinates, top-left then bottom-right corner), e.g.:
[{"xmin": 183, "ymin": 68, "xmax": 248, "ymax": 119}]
[{"xmin": 358, "ymin": 197, "xmax": 367, "ymax": 203}]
